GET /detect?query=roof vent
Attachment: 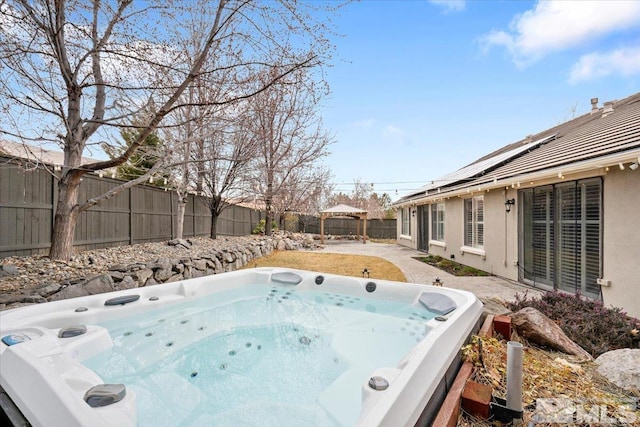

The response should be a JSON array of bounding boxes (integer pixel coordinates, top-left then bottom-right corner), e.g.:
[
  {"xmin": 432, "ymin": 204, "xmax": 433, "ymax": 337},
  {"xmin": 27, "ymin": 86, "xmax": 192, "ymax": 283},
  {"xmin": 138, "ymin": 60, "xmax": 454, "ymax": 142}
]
[
  {"xmin": 590, "ymin": 98, "xmax": 599, "ymax": 115},
  {"xmin": 602, "ymin": 101, "xmax": 614, "ymax": 118}
]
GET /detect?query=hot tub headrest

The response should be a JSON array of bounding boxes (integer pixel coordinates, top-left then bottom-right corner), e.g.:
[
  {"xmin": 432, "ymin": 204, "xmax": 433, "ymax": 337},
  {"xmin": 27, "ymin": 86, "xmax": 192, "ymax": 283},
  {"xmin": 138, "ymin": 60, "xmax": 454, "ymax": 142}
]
[
  {"xmin": 271, "ymin": 271, "xmax": 303, "ymax": 285},
  {"xmin": 418, "ymin": 292, "xmax": 457, "ymax": 315},
  {"xmin": 84, "ymin": 384, "xmax": 126, "ymax": 408}
]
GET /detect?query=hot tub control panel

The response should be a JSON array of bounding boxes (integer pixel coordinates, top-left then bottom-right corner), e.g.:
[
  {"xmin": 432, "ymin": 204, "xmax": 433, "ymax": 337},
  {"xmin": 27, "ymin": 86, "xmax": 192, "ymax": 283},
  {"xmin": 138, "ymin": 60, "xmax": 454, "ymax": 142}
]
[
  {"xmin": 1, "ymin": 329, "xmax": 43, "ymax": 347},
  {"xmin": 2, "ymin": 333, "xmax": 30, "ymax": 346}
]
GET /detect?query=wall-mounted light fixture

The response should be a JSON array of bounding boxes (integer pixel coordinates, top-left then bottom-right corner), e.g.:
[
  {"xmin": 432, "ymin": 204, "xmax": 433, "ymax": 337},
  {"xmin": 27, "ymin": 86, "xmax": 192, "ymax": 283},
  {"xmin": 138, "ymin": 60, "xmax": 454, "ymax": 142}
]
[{"xmin": 505, "ymin": 198, "xmax": 516, "ymax": 213}]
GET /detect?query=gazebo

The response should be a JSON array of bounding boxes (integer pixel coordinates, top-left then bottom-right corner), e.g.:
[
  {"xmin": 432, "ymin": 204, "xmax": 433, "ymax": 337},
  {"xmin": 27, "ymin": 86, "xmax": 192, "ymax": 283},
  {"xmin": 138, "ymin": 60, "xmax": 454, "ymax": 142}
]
[{"xmin": 319, "ymin": 204, "xmax": 368, "ymax": 244}]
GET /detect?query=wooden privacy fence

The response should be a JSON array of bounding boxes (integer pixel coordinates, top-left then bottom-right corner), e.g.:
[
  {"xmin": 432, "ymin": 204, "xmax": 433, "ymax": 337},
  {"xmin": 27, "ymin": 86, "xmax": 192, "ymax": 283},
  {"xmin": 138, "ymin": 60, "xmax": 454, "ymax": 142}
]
[
  {"xmin": 0, "ymin": 155, "xmax": 396, "ymax": 258},
  {"xmin": 0, "ymin": 155, "xmax": 265, "ymax": 258},
  {"xmin": 298, "ymin": 215, "xmax": 396, "ymax": 239}
]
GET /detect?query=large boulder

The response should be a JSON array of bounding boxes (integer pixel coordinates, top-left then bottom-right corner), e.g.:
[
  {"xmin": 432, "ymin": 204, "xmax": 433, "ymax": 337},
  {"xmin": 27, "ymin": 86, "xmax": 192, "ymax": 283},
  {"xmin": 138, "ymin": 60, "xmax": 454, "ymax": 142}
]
[
  {"xmin": 0, "ymin": 293, "xmax": 46, "ymax": 305},
  {"xmin": 133, "ymin": 268, "xmax": 154, "ymax": 286},
  {"xmin": 50, "ymin": 274, "xmax": 115, "ymax": 300},
  {"xmin": 595, "ymin": 349, "xmax": 640, "ymax": 392},
  {"xmin": 115, "ymin": 275, "xmax": 137, "ymax": 290},
  {"xmin": 511, "ymin": 307, "xmax": 592, "ymax": 361}
]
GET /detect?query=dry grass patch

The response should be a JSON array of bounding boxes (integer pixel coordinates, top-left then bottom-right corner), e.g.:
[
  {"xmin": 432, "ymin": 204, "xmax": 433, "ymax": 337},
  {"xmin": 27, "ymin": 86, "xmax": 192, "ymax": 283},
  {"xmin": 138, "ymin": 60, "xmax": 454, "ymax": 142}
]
[
  {"xmin": 458, "ymin": 335, "xmax": 638, "ymax": 426},
  {"xmin": 246, "ymin": 251, "xmax": 406, "ymax": 282}
]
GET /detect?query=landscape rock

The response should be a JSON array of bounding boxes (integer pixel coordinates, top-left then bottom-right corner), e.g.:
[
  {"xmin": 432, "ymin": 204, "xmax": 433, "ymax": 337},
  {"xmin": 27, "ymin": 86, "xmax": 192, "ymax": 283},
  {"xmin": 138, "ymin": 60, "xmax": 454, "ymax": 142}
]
[
  {"xmin": 1, "ymin": 234, "xmax": 317, "ymax": 308},
  {"xmin": 154, "ymin": 267, "xmax": 174, "ymax": 282},
  {"xmin": 192, "ymin": 259, "xmax": 207, "ymax": 271},
  {"xmin": 109, "ymin": 271, "xmax": 126, "ymax": 280},
  {"xmin": 0, "ymin": 293, "xmax": 46, "ymax": 305},
  {"xmin": 166, "ymin": 274, "xmax": 184, "ymax": 283},
  {"xmin": 133, "ymin": 268, "xmax": 153, "ymax": 286},
  {"xmin": 116, "ymin": 275, "xmax": 137, "ymax": 290},
  {"xmin": 302, "ymin": 235, "xmax": 315, "ymax": 247},
  {"xmin": 49, "ymin": 274, "xmax": 115, "ymax": 301},
  {"xmin": 168, "ymin": 238, "xmax": 191, "ymax": 249},
  {"xmin": 480, "ymin": 296, "xmax": 513, "ymax": 319},
  {"xmin": 0, "ymin": 265, "xmax": 20, "ymax": 277},
  {"xmin": 511, "ymin": 307, "xmax": 593, "ymax": 361},
  {"xmin": 36, "ymin": 282, "xmax": 63, "ymax": 298},
  {"xmin": 595, "ymin": 349, "xmax": 640, "ymax": 392},
  {"xmin": 84, "ymin": 274, "xmax": 116, "ymax": 295}
]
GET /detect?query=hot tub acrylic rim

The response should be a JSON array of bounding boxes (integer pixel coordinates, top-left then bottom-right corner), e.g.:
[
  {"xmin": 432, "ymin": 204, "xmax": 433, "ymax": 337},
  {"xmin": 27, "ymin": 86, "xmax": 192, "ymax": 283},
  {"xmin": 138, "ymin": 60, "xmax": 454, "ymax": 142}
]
[
  {"xmin": 357, "ymin": 297, "xmax": 482, "ymax": 426},
  {"xmin": 0, "ymin": 268, "xmax": 482, "ymax": 427},
  {"xmin": 0, "ymin": 267, "xmax": 477, "ymax": 333}
]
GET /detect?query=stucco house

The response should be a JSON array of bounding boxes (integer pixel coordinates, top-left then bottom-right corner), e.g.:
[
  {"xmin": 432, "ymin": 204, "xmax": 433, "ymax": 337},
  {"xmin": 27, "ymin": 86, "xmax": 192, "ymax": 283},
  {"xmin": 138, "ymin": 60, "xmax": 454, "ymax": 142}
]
[{"xmin": 393, "ymin": 92, "xmax": 640, "ymax": 319}]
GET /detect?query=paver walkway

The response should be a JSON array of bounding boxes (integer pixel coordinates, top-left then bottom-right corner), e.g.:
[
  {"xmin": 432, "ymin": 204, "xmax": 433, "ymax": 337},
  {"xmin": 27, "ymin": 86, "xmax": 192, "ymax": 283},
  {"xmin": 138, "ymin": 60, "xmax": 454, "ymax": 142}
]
[{"xmin": 316, "ymin": 241, "xmax": 543, "ymax": 302}]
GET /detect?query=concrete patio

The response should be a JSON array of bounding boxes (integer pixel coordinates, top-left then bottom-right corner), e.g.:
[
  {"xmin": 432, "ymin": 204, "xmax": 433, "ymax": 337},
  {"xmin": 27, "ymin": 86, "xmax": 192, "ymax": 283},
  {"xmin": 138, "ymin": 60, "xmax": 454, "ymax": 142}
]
[{"xmin": 316, "ymin": 241, "xmax": 544, "ymax": 302}]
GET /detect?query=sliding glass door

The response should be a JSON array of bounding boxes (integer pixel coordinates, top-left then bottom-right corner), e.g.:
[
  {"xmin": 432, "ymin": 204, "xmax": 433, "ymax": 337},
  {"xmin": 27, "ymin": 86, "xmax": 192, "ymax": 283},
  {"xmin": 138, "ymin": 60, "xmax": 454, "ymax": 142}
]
[{"xmin": 520, "ymin": 178, "xmax": 601, "ymax": 298}]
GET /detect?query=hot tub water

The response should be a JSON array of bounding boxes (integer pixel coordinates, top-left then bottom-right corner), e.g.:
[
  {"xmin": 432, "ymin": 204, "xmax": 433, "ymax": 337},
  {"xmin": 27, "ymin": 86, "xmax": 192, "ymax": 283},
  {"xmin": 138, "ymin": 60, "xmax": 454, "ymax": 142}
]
[{"xmin": 83, "ymin": 284, "xmax": 434, "ymax": 426}]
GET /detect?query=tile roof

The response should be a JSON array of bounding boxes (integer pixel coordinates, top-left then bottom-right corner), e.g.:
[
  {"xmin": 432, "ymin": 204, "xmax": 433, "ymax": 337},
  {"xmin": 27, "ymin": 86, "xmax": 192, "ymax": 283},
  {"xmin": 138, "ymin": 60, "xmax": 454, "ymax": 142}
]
[
  {"xmin": 0, "ymin": 139, "xmax": 96, "ymax": 166},
  {"xmin": 397, "ymin": 92, "xmax": 640, "ymax": 204}
]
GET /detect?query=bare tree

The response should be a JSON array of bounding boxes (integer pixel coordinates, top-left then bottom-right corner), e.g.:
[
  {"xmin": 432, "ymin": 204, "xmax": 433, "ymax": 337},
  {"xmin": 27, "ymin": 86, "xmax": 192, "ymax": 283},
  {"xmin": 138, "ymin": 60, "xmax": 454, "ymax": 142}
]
[
  {"xmin": 328, "ymin": 179, "xmax": 393, "ymax": 219},
  {"xmin": 200, "ymin": 110, "xmax": 258, "ymax": 239},
  {"xmin": 0, "ymin": 0, "xmax": 338, "ymax": 259},
  {"xmin": 271, "ymin": 165, "xmax": 331, "ymax": 229},
  {"xmin": 250, "ymin": 68, "xmax": 333, "ymax": 236}
]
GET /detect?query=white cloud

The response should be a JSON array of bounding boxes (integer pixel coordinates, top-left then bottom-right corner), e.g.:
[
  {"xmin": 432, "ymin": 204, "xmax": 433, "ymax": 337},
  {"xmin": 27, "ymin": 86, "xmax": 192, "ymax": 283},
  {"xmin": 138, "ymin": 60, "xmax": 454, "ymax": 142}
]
[
  {"xmin": 569, "ymin": 46, "xmax": 640, "ymax": 84},
  {"xmin": 480, "ymin": 1, "xmax": 640, "ymax": 67},
  {"xmin": 429, "ymin": 0, "xmax": 465, "ymax": 13}
]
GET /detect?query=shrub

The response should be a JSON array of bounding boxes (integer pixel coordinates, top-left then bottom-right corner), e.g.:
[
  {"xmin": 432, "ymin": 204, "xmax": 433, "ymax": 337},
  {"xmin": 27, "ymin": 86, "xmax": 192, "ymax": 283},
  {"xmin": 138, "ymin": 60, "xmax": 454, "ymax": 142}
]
[
  {"xmin": 413, "ymin": 255, "xmax": 490, "ymax": 277},
  {"xmin": 252, "ymin": 219, "xmax": 278, "ymax": 235},
  {"xmin": 508, "ymin": 290, "xmax": 640, "ymax": 357}
]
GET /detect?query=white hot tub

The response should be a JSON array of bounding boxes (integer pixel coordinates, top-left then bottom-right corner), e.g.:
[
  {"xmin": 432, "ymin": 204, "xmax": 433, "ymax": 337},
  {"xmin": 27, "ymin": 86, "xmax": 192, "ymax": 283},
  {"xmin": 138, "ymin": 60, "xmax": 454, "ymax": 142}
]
[{"xmin": 0, "ymin": 268, "xmax": 482, "ymax": 427}]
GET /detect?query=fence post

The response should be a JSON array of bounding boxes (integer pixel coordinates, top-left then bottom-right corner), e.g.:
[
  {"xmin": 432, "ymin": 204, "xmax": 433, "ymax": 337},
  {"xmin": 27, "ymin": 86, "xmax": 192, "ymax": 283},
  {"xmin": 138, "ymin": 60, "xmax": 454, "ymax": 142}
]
[
  {"xmin": 170, "ymin": 191, "xmax": 174, "ymax": 239},
  {"xmin": 51, "ymin": 170, "xmax": 58, "ymax": 245},
  {"xmin": 129, "ymin": 187, "xmax": 133, "ymax": 245}
]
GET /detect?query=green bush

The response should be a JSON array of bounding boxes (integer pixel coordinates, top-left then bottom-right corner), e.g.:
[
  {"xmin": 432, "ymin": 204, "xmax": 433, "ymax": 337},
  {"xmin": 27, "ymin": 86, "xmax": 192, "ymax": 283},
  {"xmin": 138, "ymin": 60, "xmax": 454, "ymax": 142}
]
[
  {"xmin": 413, "ymin": 255, "xmax": 490, "ymax": 277},
  {"xmin": 508, "ymin": 291, "xmax": 640, "ymax": 357},
  {"xmin": 252, "ymin": 219, "xmax": 278, "ymax": 235}
]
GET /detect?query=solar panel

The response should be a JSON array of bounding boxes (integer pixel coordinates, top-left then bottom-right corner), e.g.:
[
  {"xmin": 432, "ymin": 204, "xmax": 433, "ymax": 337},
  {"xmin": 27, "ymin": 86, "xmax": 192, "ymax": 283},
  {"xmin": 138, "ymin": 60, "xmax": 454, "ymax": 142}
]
[{"xmin": 413, "ymin": 134, "xmax": 555, "ymax": 196}]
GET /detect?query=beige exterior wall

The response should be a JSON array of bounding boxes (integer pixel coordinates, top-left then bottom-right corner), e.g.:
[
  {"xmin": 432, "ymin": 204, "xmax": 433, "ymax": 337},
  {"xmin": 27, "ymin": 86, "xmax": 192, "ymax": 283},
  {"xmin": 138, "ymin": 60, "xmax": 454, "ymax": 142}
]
[
  {"xmin": 428, "ymin": 191, "xmax": 520, "ymax": 279},
  {"xmin": 602, "ymin": 168, "xmax": 640, "ymax": 318},
  {"xmin": 397, "ymin": 168, "xmax": 640, "ymax": 318},
  {"xmin": 397, "ymin": 189, "xmax": 521, "ymax": 279},
  {"xmin": 396, "ymin": 206, "xmax": 417, "ymax": 249}
]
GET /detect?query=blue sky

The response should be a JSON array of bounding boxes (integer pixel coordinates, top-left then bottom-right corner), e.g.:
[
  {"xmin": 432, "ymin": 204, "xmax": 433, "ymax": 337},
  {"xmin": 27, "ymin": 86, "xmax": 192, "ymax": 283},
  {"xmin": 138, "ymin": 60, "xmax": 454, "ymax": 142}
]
[{"xmin": 321, "ymin": 0, "xmax": 640, "ymax": 199}]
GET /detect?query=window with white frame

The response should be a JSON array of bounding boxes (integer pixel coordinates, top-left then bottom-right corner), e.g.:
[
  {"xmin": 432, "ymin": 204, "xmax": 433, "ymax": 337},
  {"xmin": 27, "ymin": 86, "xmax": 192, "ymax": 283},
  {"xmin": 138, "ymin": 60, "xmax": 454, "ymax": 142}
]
[
  {"xmin": 464, "ymin": 196, "xmax": 484, "ymax": 248},
  {"xmin": 430, "ymin": 203, "xmax": 445, "ymax": 241},
  {"xmin": 401, "ymin": 207, "xmax": 411, "ymax": 236}
]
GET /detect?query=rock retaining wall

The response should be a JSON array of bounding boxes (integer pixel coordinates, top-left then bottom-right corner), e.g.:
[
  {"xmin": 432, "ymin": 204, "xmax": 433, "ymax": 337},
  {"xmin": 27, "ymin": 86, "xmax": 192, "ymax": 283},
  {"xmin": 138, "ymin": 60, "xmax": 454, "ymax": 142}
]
[{"xmin": 0, "ymin": 234, "xmax": 313, "ymax": 310}]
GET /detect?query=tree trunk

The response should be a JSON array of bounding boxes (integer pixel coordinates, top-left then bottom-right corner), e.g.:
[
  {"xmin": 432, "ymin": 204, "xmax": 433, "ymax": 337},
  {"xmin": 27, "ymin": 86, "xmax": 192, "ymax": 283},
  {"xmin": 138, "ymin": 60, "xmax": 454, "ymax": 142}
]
[
  {"xmin": 210, "ymin": 210, "xmax": 219, "ymax": 239},
  {"xmin": 265, "ymin": 180, "xmax": 273, "ymax": 236},
  {"xmin": 176, "ymin": 195, "xmax": 187, "ymax": 239},
  {"xmin": 49, "ymin": 176, "xmax": 81, "ymax": 260},
  {"xmin": 265, "ymin": 208, "xmax": 273, "ymax": 236}
]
